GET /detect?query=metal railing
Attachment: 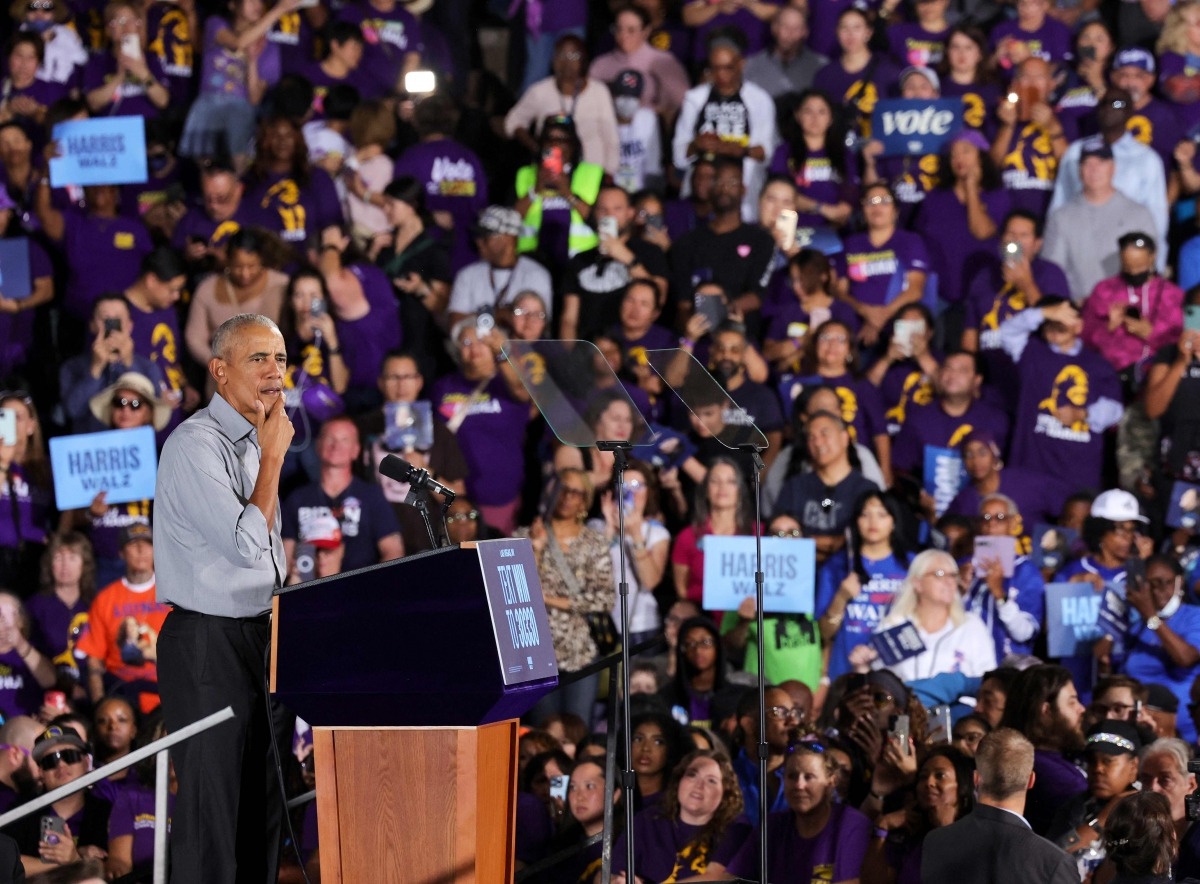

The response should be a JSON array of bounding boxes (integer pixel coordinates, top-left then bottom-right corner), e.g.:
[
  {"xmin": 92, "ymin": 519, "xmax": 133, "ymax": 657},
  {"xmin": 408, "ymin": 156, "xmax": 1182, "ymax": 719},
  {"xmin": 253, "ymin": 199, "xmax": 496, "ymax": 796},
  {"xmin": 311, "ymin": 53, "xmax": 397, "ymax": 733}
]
[{"xmin": 0, "ymin": 705, "xmax": 236, "ymax": 884}]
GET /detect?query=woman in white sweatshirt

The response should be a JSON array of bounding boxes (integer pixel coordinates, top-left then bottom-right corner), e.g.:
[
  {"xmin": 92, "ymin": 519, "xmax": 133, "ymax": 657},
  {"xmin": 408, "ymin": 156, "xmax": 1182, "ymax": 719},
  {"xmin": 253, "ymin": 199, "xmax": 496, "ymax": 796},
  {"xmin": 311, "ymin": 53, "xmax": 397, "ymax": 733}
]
[{"xmin": 850, "ymin": 549, "xmax": 997, "ymax": 681}]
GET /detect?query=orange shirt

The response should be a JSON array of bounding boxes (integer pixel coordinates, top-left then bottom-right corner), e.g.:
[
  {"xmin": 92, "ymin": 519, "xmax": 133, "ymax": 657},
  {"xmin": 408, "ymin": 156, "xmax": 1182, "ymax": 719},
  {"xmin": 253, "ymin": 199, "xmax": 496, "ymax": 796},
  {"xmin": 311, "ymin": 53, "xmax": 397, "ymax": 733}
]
[{"xmin": 75, "ymin": 578, "xmax": 169, "ymax": 683}]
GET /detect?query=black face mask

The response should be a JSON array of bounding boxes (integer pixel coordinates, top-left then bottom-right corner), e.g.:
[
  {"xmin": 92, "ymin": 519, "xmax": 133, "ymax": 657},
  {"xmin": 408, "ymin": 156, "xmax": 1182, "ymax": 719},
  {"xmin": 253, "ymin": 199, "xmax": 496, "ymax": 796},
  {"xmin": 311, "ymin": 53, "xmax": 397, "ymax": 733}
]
[{"xmin": 1121, "ymin": 270, "xmax": 1152, "ymax": 287}]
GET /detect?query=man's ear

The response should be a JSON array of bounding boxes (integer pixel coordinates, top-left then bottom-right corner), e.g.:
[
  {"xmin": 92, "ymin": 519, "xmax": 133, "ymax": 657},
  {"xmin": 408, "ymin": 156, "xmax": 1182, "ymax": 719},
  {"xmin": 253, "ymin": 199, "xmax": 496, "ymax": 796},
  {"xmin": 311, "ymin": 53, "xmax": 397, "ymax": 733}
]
[{"xmin": 209, "ymin": 357, "xmax": 225, "ymax": 387}]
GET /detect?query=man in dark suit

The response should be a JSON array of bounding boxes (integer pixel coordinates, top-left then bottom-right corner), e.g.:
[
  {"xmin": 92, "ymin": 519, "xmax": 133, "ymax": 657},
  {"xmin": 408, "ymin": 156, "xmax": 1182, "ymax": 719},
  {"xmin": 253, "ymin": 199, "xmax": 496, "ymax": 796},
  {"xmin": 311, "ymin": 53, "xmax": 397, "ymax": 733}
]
[{"xmin": 921, "ymin": 728, "xmax": 1078, "ymax": 884}]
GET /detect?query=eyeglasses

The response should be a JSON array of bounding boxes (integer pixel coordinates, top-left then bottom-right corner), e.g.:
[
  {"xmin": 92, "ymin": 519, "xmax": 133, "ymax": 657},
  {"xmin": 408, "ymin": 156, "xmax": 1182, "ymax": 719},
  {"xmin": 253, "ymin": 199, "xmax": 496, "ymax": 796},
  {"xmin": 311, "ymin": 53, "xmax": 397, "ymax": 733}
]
[
  {"xmin": 683, "ymin": 637, "xmax": 715, "ymax": 651},
  {"xmin": 626, "ymin": 479, "xmax": 646, "ymax": 492},
  {"xmin": 817, "ymin": 334, "xmax": 849, "ymax": 344},
  {"xmin": 1107, "ymin": 98, "xmax": 1128, "ymax": 110},
  {"xmin": 559, "ymin": 487, "xmax": 587, "ymax": 499},
  {"xmin": 446, "ymin": 510, "xmax": 479, "ymax": 524},
  {"xmin": 864, "ymin": 195, "xmax": 894, "ymax": 206},
  {"xmin": 767, "ymin": 705, "xmax": 805, "ymax": 721},
  {"xmin": 924, "ymin": 569, "xmax": 953, "ymax": 580},
  {"xmin": 774, "ymin": 528, "xmax": 802, "ymax": 538},
  {"xmin": 980, "ymin": 513, "xmax": 1009, "ymax": 522},
  {"xmin": 111, "ymin": 397, "xmax": 144, "ymax": 411},
  {"xmin": 381, "ymin": 373, "xmax": 421, "ymax": 382},
  {"xmin": 512, "ymin": 308, "xmax": 547, "ymax": 320},
  {"xmin": 38, "ymin": 749, "xmax": 84, "ymax": 771}
]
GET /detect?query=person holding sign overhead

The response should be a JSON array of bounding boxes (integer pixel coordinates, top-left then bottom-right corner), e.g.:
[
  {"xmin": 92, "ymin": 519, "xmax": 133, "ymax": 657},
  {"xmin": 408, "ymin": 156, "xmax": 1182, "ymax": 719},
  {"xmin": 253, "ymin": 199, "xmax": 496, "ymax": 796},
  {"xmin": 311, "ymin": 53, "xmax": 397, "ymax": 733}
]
[{"xmin": 851, "ymin": 548, "xmax": 996, "ymax": 680}]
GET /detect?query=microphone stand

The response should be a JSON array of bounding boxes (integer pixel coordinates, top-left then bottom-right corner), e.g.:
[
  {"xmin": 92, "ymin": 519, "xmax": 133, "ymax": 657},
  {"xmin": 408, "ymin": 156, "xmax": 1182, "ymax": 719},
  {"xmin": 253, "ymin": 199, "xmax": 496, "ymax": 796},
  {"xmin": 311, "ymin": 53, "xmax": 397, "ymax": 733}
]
[
  {"xmin": 740, "ymin": 442, "xmax": 769, "ymax": 883},
  {"xmin": 596, "ymin": 439, "xmax": 635, "ymax": 884}
]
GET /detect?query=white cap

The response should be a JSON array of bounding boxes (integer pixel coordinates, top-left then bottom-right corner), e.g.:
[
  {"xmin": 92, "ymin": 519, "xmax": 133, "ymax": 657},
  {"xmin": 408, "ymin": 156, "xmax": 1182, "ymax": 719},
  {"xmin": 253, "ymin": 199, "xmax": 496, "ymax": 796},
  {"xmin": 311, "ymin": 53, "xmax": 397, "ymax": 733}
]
[{"xmin": 1090, "ymin": 489, "xmax": 1149, "ymax": 523}]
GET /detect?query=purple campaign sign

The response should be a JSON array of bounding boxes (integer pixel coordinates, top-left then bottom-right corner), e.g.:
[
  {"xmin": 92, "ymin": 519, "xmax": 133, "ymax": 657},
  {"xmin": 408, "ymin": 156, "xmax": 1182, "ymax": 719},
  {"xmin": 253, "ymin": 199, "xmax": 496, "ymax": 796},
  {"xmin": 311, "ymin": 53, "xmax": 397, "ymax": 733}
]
[{"xmin": 474, "ymin": 538, "xmax": 559, "ymax": 686}]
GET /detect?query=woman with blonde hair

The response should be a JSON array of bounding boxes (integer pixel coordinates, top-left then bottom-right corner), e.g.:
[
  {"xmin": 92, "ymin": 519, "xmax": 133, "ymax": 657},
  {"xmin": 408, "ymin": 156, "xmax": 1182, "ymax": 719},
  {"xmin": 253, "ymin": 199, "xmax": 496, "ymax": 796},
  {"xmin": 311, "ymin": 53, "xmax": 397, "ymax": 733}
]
[
  {"xmin": 1158, "ymin": 1, "xmax": 1200, "ymax": 113},
  {"xmin": 850, "ymin": 548, "xmax": 996, "ymax": 680}
]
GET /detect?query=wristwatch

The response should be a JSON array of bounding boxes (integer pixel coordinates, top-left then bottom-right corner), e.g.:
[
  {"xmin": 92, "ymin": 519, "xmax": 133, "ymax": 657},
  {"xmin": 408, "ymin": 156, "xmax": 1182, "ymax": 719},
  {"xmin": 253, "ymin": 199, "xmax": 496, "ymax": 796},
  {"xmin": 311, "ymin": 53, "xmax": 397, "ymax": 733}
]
[{"xmin": 1146, "ymin": 615, "xmax": 1163, "ymax": 631}]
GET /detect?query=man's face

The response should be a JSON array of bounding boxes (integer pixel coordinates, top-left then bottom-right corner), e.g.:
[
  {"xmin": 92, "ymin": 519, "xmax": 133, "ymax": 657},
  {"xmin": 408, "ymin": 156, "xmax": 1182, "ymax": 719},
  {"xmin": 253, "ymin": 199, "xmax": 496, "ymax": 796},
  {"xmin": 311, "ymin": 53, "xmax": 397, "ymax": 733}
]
[
  {"xmin": 594, "ymin": 189, "xmax": 633, "ymax": 233},
  {"xmin": 691, "ymin": 162, "xmax": 717, "ymax": 203},
  {"xmin": 1047, "ymin": 681, "xmax": 1086, "ymax": 740},
  {"xmin": 552, "ymin": 40, "xmax": 584, "ymax": 81},
  {"xmin": 1097, "ymin": 89, "xmax": 1134, "ymax": 132},
  {"xmin": 92, "ymin": 300, "xmax": 131, "ymax": 338},
  {"xmin": 378, "ymin": 356, "xmax": 423, "ymax": 403},
  {"xmin": 478, "ymin": 232, "xmax": 516, "ymax": 266},
  {"xmin": 147, "ymin": 274, "xmax": 185, "ymax": 311},
  {"xmin": 202, "ymin": 173, "xmax": 243, "ymax": 223},
  {"xmin": 120, "ymin": 538, "xmax": 154, "ymax": 575},
  {"xmin": 317, "ymin": 420, "xmax": 360, "ymax": 469},
  {"xmin": 211, "ymin": 325, "xmax": 287, "ymax": 422},
  {"xmin": 711, "ymin": 166, "xmax": 744, "ymax": 213},
  {"xmin": 1015, "ymin": 58, "xmax": 1053, "ymax": 95},
  {"xmin": 977, "ymin": 678, "xmax": 1006, "ymax": 726},
  {"xmin": 979, "ymin": 499, "xmax": 1014, "ymax": 537},
  {"xmin": 619, "ymin": 285, "xmax": 658, "ymax": 330},
  {"xmin": 39, "ymin": 744, "xmax": 88, "ymax": 792},
  {"xmin": 1120, "ymin": 245, "xmax": 1154, "ymax": 276},
  {"xmin": 711, "ymin": 331, "xmax": 746, "ymax": 379},
  {"xmin": 1112, "ymin": 66, "xmax": 1154, "ymax": 103},
  {"xmin": 939, "ymin": 353, "xmax": 977, "ymax": 399},
  {"xmin": 772, "ymin": 7, "xmax": 807, "ymax": 53},
  {"xmin": 1002, "ymin": 216, "xmax": 1041, "ymax": 257}
]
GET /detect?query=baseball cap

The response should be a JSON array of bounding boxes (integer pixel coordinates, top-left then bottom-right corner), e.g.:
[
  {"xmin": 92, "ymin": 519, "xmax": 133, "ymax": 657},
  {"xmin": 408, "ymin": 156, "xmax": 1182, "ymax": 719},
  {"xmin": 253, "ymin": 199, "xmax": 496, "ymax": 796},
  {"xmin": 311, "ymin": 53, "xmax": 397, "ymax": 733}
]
[
  {"xmin": 951, "ymin": 130, "xmax": 990, "ymax": 153},
  {"xmin": 1112, "ymin": 47, "xmax": 1155, "ymax": 74},
  {"xmin": 1145, "ymin": 683, "xmax": 1180, "ymax": 714},
  {"xmin": 610, "ymin": 69, "xmax": 645, "ymax": 98},
  {"xmin": 866, "ymin": 670, "xmax": 909, "ymax": 707},
  {"xmin": 1084, "ymin": 719, "xmax": 1141, "ymax": 756},
  {"xmin": 1090, "ymin": 489, "xmax": 1149, "ymax": 523},
  {"xmin": 900, "ymin": 65, "xmax": 940, "ymax": 94},
  {"xmin": 120, "ymin": 522, "xmax": 153, "ymax": 547},
  {"xmin": 32, "ymin": 726, "xmax": 89, "ymax": 763},
  {"xmin": 1080, "ymin": 137, "xmax": 1114, "ymax": 161},
  {"xmin": 1118, "ymin": 231, "xmax": 1156, "ymax": 252},
  {"xmin": 473, "ymin": 205, "xmax": 522, "ymax": 238},
  {"xmin": 300, "ymin": 513, "xmax": 343, "ymax": 549}
]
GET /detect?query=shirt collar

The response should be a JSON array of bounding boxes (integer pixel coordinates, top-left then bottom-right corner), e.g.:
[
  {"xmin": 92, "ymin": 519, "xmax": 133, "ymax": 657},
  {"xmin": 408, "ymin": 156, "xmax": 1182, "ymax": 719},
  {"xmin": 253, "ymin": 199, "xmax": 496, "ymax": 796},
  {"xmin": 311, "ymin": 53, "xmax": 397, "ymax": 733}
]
[{"xmin": 208, "ymin": 393, "xmax": 256, "ymax": 446}]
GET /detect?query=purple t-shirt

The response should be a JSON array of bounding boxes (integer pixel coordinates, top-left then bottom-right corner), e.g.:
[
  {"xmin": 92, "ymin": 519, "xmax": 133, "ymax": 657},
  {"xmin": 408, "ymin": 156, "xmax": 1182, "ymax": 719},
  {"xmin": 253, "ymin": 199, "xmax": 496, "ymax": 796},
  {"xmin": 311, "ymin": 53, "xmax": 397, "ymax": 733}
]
[
  {"xmin": 0, "ymin": 465, "xmax": 51, "ymax": 549},
  {"xmin": 332, "ymin": 262, "xmax": 403, "ymax": 388},
  {"xmin": 26, "ymin": 593, "xmax": 88, "ymax": 660},
  {"xmin": 998, "ymin": 123, "xmax": 1060, "ymax": 217},
  {"xmin": 946, "ymin": 467, "xmax": 1072, "ymax": 529},
  {"xmin": 765, "ymin": 298, "xmax": 860, "ymax": 346},
  {"xmin": 812, "ymin": 56, "xmax": 901, "ymax": 138},
  {"xmin": 989, "ymin": 18, "xmax": 1073, "ymax": 69},
  {"xmin": 199, "ymin": 16, "xmax": 281, "ymax": 99},
  {"xmin": 109, "ymin": 785, "xmax": 174, "ymax": 868},
  {"xmin": 268, "ymin": 10, "xmax": 318, "ymax": 76},
  {"xmin": 60, "ymin": 211, "xmax": 152, "ymax": 320},
  {"xmin": 612, "ymin": 810, "xmax": 751, "ymax": 880},
  {"xmin": 87, "ymin": 500, "xmax": 154, "ymax": 563},
  {"xmin": 809, "ymin": 0, "xmax": 882, "ymax": 58},
  {"xmin": 725, "ymin": 803, "xmax": 871, "ymax": 881},
  {"xmin": 79, "ymin": 53, "xmax": 168, "ymax": 117},
  {"xmin": 337, "ymin": 2, "xmax": 423, "ymax": 96},
  {"xmin": 1159, "ymin": 51, "xmax": 1200, "ymax": 130},
  {"xmin": 916, "ymin": 188, "xmax": 1011, "ymax": 303},
  {"xmin": 392, "ymin": 139, "xmax": 489, "ymax": 274},
  {"xmin": 429, "ymin": 373, "xmax": 531, "ymax": 506},
  {"xmin": 147, "ymin": 1, "xmax": 194, "ymax": 105},
  {"xmin": 689, "ymin": 6, "xmax": 776, "ymax": 64},
  {"xmin": 129, "ymin": 302, "xmax": 185, "ymax": 429},
  {"xmin": 768, "ymin": 144, "xmax": 860, "ymax": 228},
  {"xmin": 838, "ymin": 229, "xmax": 930, "ymax": 307},
  {"xmin": 0, "ymin": 648, "xmax": 44, "ymax": 718},
  {"xmin": 888, "ymin": 22, "xmax": 951, "ymax": 67},
  {"xmin": 942, "ymin": 80, "xmax": 1000, "ymax": 140},
  {"xmin": 1127, "ymin": 98, "xmax": 1185, "ymax": 170},
  {"xmin": 877, "ymin": 360, "xmax": 935, "ymax": 436},
  {"xmin": 170, "ymin": 206, "xmax": 248, "ymax": 251},
  {"xmin": 297, "ymin": 61, "xmax": 375, "ymax": 119},
  {"xmin": 793, "ymin": 372, "xmax": 887, "ymax": 444},
  {"xmin": 242, "ymin": 168, "xmax": 343, "ymax": 251},
  {"xmin": 1027, "ymin": 749, "xmax": 1087, "ymax": 835},
  {"xmin": 281, "ymin": 476, "xmax": 401, "ymax": 571},
  {"xmin": 1009, "ymin": 338, "xmax": 1122, "ymax": 497},
  {"xmin": 892, "ymin": 399, "xmax": 1011, "ymax": 475},
  {"xmin": 0, "ymin": 238, "xmax": 51, "ymax": 377}
]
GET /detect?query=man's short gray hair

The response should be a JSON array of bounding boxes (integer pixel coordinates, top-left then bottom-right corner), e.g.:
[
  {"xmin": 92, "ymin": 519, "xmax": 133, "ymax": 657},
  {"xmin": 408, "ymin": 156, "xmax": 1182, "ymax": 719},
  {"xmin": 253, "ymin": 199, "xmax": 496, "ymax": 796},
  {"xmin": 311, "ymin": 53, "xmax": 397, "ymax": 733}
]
[{"xmin": 211, "ymin": 314, "xmax": 281, "ymax": 361}]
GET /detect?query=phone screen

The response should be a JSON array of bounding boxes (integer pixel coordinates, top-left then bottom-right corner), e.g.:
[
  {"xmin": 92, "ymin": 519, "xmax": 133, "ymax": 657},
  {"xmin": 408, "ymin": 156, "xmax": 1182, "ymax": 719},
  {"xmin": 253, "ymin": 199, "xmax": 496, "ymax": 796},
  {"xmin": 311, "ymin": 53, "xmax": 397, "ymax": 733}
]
[
  {"xmin": 1186, "ymin": 305, "xmax": 1200, "ymax": 333},
  {"xmin": 0, "ymin": 409, "xmax": 15, "ymax": 447}
]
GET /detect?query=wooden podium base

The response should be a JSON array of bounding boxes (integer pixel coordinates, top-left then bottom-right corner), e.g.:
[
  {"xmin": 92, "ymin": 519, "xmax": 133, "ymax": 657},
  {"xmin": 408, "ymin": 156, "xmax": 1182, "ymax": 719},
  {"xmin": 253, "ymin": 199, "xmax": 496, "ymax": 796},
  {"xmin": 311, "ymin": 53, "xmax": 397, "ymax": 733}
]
[{"xmin": 313, "ymin": 720, "xmax": 519, "ymax": 883}]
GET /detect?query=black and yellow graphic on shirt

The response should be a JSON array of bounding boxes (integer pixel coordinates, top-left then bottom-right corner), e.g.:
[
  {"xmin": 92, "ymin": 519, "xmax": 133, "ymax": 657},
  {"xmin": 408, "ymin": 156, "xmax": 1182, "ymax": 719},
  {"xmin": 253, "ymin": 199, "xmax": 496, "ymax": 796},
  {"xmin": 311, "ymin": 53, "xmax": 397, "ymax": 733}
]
[
  {"xmin": 150, "ymin": 323, "xmax": 185, "ymax": 398},
  {"xmin": 812, "ymin": 864, "xmax": 835, "ymax": 882},
  {"xmin": 149, "ymin": 6, "xmax": 192, "ymax": 75},
  {"xmin": 665, "ymin": 840, "xmax": 712, "ymax": 881},
  {"xmin": 273, "ymin": 12, "xmax": 302, "ymax": 45},
  {"xmin": 833, "ymin": 385, "xmax": 860, "ymax": 441},
  {"xmin": 1002, "ymin": 124, "xmax": 1057, "ymax": 183},
  {"xmin": 1127, "ymin": 114, "xmax": 1153, "ymax": 148},
  {"xmin": 210, "ymin": 220, "xmax": 242, "ymax": 247},
  {"xmin": 961, "ymin": 92, "xmax": 986, "ymax": 130},
  {"xmin": 982, "ymin": 284, "xmax": 1027, "ymax": 331},
  {"xmin": 885, "ymin": 370, "xmax": 934, "ymax": 428},
  {"xmin": 1037, "ymin": 365, "xmax": 1090, "ymax": 431},
  {"xmin": 261, "ymin": 179, "xmax": 306, "ymax": 242},
  {"xmin": 947, "ymin": 423, "xmax": 974, "ymax": 449},
  {"xmin": 844, "ymin": 80, "xmax": 881, "ymax": 138}
]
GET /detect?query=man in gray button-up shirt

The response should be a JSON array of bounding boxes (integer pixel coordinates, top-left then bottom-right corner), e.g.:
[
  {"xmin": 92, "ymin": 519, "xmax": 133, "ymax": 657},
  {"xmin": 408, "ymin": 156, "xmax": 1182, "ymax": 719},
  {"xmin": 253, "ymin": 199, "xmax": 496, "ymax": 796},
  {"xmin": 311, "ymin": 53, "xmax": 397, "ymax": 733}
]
[{"xmin": 154, "ymin": 313, "xmax": 294, "ymax": 884}]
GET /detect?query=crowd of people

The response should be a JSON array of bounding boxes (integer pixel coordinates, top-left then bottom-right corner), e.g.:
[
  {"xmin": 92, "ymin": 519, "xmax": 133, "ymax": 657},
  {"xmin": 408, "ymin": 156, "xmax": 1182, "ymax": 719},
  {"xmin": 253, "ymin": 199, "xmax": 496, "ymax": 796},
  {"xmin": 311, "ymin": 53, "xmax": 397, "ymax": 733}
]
[{"xmin": 2, "ymin": 0, "xmax": 1200, "ymax": 877}]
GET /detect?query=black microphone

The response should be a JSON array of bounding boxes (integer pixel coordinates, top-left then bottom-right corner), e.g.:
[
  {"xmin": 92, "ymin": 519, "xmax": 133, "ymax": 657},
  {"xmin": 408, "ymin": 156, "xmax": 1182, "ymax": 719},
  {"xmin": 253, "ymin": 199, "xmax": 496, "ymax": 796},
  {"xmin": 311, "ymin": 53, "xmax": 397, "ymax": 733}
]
[{"xmin": 379, "ymin": 454, "xmax": 455, "ymax": 499}]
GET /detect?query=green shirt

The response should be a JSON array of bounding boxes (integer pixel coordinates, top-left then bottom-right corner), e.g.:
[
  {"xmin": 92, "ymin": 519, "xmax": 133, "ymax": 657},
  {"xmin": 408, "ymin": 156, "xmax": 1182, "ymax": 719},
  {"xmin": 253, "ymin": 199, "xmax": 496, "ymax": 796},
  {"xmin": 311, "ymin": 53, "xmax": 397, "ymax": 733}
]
[{"xmin": 719, "ymin": 612, "xmax": 822, "ymax": 689}]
